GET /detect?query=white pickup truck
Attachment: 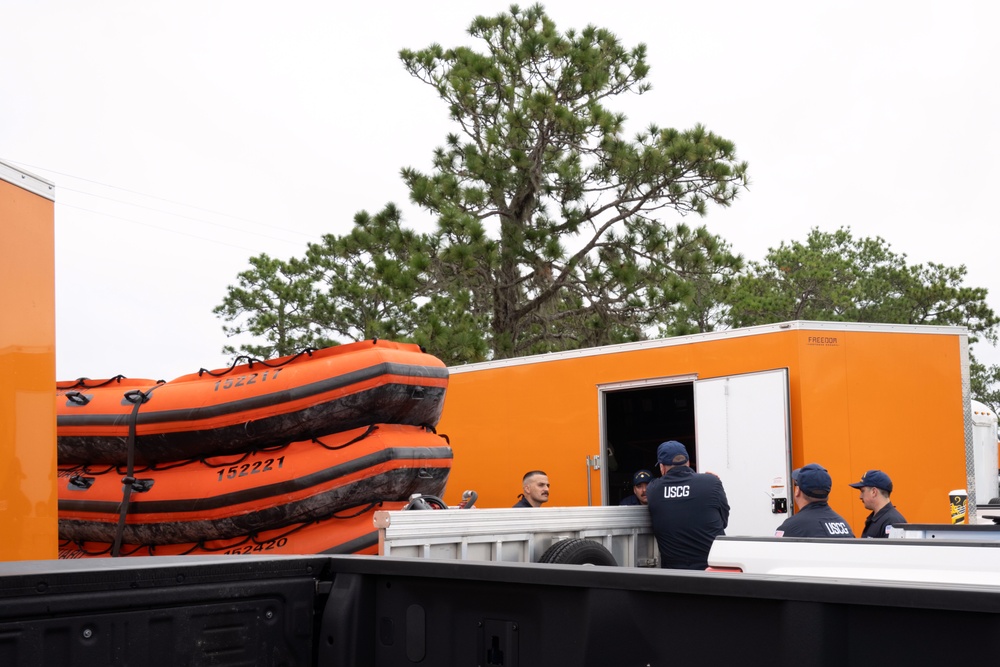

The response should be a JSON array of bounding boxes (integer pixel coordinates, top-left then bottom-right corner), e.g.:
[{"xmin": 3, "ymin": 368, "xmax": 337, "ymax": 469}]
[{"xmin": 706, "ymin": 532, "xmax": 1000, "ymax": 585}]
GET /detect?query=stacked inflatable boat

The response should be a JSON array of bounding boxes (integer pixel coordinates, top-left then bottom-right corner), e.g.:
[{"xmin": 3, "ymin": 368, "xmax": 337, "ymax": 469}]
[{"xmin": 56, "ymin": 339, "xmax": 452, "ymax": 558}]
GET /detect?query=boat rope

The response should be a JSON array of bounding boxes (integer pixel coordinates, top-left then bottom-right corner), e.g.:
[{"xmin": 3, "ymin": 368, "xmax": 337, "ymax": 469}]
[
  {"xmin": 330, "ymin": 502, "xmax": 380, "ymax": 519},
  {"xmin": 196, "ymin": 442, "xmax": 289, "ymax": 469},
  {"xmin": 62, "ymin": 463, "xmax": 116, "ymax": 476},
  {"xmin": 157, "ymin": 503, "xmax": 383, "ymax": 555},
  {"xmin": 312, "ymin": 424, "xmax": 378, "ymax": 450},
  {"xmin": 130, "ymin": 458, "xmax": 199, "ymax": 472},
  {"xmin": 196, "ymin": 348, "xmax": 319, "ymax": 378},
  {"xmin": 149, "ymin": 518, "xmax": 312, "ymax": 555},
  {"xmin": 61, "ymin": 432, "xmax": 370, "ymax": 477},
  {"xmin": 58, "ymin": 374, "xmax": 128, "ymax": 390},
  {"xmin": 111, "ymin": 387, "xmax": 154, "ymax": 557},
  {"xmin": 61, "ymin": 539, "xmax": 147, "ymax": 558},
  {"xmin": 79, "ymin": 444, "xmax": 287, "ymax": 475},
  {"xmin": 61, "ymin": 502, "xmax": 385, "ymax": 558}
]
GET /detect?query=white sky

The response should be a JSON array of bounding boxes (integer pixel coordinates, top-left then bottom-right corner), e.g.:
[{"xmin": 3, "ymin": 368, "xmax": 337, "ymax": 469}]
[{"xmin": 2, "ymin": 1, "xmax": 998, "ymax": 381}]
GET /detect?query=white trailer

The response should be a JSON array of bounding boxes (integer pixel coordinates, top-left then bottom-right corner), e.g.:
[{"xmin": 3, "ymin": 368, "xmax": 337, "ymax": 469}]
[{"xmin": 970, "ymin": 399, "xmax": 999, "ymax": 512}]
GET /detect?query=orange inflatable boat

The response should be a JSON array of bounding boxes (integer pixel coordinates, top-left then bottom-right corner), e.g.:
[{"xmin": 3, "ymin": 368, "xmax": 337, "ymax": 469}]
[
  {"xmin": 58, "ymin": 424, "xmax": 452, "ymax": 545},
  {"xmin": 58, "ymin": 500, "xmax": 405, "ymax": 558},
  {"xmin": 57, "ymin": 339, "xmax": 449, "ymax": 464}
]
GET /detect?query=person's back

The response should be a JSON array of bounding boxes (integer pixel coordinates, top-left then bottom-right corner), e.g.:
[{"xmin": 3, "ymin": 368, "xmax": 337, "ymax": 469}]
[
  {"xmin": 646, "ymin": 441, "xmax": 729, "ymax": 570},
  {"xmin": 775, "ymin": 463, "xmax": 854, "ymax": 538},
  {"xmin": 862, "ymin": 502, "xmax": 906, "ymax": 538},
  {"xmin": 774, "ymin": 500, "xmax": 853, "ymax": 537}
]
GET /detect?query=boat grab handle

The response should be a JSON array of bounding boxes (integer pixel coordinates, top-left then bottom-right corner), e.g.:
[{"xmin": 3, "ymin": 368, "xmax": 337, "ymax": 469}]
[{"xmin": 65, "ymin": 391, "xmax": 91, "ymax": 406}]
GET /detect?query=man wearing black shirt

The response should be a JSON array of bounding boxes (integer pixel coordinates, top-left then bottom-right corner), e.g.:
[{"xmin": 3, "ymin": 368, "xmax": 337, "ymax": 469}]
[
  {"xmin": 775, "ymin": 463, "xmax": 854, "ymax": 538},
  {"xmin": 620, "ymin": 469, "xmax": 652, "ymax": 506},
  {"xmin": 646, "ymin": 441, "xmax": 729, "ymax": 570},
  {"xmin": 848, "ymin": 469, "xmax": 906, "ymax": 538},
  {"xmin": 512, "ymin": 470, "xmax": 550, "ymax": 508}
]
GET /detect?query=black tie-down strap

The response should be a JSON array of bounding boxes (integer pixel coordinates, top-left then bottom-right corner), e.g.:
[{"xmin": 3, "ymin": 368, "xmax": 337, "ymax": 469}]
[{"xmin": 111, "ymin": 388, "xmax": 156, "ymax": 557}]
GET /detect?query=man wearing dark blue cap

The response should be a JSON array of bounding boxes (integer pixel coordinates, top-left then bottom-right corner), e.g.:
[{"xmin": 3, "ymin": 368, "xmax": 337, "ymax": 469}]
[
  {"xmin": 849, "ymin": 469, "xmax": 906, "ymax": 538},
  {"xmin": 620, "ymin": 469, "xmax": 652, "ymax": 506},
  {"xmin": 775, "ymin": 463, "xmax": 854, "ymax": 537},
  {"xmin": 646, "ymin": 440, "xmax": 729, "ymax": 569}
]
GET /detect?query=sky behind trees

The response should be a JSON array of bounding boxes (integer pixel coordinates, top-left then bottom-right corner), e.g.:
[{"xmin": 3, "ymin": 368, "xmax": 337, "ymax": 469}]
[{"xmin": 2, "ymin": 1, "xmax": 997, "ymax": 380}]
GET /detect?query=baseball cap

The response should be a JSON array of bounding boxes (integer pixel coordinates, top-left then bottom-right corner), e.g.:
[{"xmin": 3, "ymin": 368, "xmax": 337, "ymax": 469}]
[
  {"xmin": 656, "ymin": 440, "xmax": 689, "ymax": 466},
  {"xmin": 791, "ymin": 463, "xmax": 832, "ymax": 499},
  {"xmin": 848, "ymin": 470, "xmax": 893, "ymax": 493},
  {"xmin": 632, "ymin": 469, "xmax": 652, "ymax": 486}
]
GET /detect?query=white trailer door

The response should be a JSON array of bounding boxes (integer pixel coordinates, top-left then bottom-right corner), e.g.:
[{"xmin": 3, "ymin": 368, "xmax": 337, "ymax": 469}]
[{"xmin": 694, "ymin": 368, "xmax": 791, "ymax": 537}]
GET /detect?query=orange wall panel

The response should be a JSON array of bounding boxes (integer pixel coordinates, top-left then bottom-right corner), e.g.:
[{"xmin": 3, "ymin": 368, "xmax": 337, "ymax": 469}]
[
  {"xmin": 0, "ymin": 167, "xmax": 57, "ymax": 561},
  {"xmin": 839, "ymin": 332, "xmax": 965, "ymax": 527}
]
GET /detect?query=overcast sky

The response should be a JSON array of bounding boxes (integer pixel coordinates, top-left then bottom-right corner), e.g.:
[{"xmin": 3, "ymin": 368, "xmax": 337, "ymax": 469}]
[{"xmin": 3, "ymin": 1, "xmax": 998, "ymax": 381}]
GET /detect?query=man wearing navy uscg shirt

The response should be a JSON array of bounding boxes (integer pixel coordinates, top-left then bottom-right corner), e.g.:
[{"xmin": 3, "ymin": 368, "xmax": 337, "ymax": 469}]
[
  {"xmin": 775, "ymin": 463, "xmax": 855, "ymax": 537},
  {"xmin": 646, "ymin": 440, "xmax": 729, "ymax": 570}
]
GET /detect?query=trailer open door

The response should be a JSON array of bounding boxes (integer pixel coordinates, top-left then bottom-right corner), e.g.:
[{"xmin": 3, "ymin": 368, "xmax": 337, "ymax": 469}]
[{"xmin": 694, "ymin": 368, "xmax": 792, "ymax": 537}]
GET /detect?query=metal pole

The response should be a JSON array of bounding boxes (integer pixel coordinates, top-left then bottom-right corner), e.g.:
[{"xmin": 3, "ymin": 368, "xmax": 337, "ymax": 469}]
[{"xmin": 586, "ymin": 456, "xmax": 593, "ymax": 506}]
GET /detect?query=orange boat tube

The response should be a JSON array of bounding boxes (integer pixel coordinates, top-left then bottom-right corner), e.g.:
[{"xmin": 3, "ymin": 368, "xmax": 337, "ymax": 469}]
[
  {"xmin": 58, "ymin": 423, "xmax": 452, "ymax": 545},
  {"xmin": 57, "ymin": 339, "xmax": 448, "ymax": 464},
  {"xmin": 58, "ymin": 501, "xmax": 405, "ymax": 558}
]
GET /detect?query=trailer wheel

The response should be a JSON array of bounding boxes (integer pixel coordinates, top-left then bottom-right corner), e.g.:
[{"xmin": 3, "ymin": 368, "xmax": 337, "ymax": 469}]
[{"xmin": 538, "ymin": 538, "xmax": 617, "ymax": 566}]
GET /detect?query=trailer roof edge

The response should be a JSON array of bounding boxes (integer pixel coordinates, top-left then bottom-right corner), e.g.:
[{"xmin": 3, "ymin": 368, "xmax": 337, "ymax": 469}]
[
  {"xmin": 0, "ymin": 158, "xmax": 55, "ymax": 201},
  {"xmin": 448, "ymin": 321, "xmax": 970, "ymax": 374}
]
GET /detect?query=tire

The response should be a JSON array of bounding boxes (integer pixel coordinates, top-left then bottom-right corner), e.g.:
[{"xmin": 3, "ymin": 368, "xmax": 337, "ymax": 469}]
[
  {"xmin": 538, "ymin": 538, "xmax": 617, "ymax": 566},
  {"xmin": 403, "ymin": 494, "xmax": 448, "ymax": 510}
]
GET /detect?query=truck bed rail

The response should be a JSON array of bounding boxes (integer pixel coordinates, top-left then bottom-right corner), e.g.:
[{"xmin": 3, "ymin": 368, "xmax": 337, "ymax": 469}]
[
  {"xmin": 375, "ymin": 506, "xmax": 658, "ymax": 566},
  {"xmin": 708, "ymin": 534, "xmax": 1000, "ymax": 584}
]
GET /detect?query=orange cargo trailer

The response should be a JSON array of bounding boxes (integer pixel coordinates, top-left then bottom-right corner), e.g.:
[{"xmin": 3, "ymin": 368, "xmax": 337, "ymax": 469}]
[
  {"xmin": 0, "ymin": 159, "xmax": 57, "ymax": 560},
  {"xmin": 436, "ymin": 322, "xmax": 975, "ymax": 537}
]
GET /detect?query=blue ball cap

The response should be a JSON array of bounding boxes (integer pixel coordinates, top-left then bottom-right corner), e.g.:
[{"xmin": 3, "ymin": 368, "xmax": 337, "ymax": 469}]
[
  {"xmin": 632, "ymin": 469, "xmax": 652, "ymax": 486},
  {"xmin": 656, "ymin": 440, "xmax": 689, "ymax": 466},
  {"xmin": 792, "ymin": 463, "xmax": 832, "ymax": 499},
  {"xmin": 848, "ymin": 469, "xmax": 893, "ymax": 493}
]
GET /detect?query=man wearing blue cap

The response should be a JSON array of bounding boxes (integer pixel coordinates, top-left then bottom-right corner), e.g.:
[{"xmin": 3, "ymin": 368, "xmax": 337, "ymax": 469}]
[
  {"xmin": 775, "ymin": 463, "xmax": 854, "ymax": 537},
  {"xmin": 620, "ymin": 469, "xmax": 652, "ymax": 506},
  {"xmin": 646, "ymin": 441, "xmax": 729, "ymax": 569},
  {"xmin": 849, "ymin": 469, "xmax": 906, "ymax": 538}
]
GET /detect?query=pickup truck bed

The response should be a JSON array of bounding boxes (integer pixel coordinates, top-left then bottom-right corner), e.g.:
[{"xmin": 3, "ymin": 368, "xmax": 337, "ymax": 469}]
[{"xmin": 3, "ymin": 552, "xmax": 1000, "ymax": 666}]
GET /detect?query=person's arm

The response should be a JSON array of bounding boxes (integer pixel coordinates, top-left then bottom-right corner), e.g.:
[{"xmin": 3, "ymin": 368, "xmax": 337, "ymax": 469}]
[
  {"xmin": 774, "ymin": 515, "xmax": 799, "ymax": 537},
  {"xmin": 775, "ymin": 521, "xmax": 795, "ymax": 537},
  {"xmin": 717, "ymin": 480, "xmax": 730, "ymax": 529}
]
